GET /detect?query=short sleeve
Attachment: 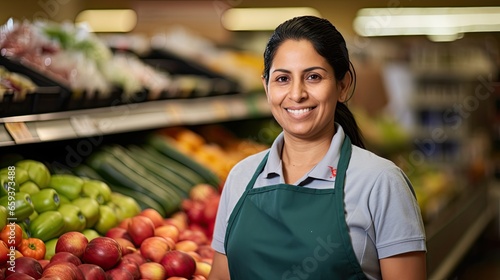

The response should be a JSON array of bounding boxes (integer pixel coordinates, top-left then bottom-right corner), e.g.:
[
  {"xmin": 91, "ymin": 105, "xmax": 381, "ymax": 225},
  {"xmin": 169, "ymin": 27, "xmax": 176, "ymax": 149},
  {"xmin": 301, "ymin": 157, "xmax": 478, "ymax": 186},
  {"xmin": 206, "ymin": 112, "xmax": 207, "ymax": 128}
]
[
  {"xmin": 211, "ymin": 175, "xmax": 231, "ymax": 254},
  {"xmin": 368, "ymin": 166, "xmax": 427, "ymax": 258}
]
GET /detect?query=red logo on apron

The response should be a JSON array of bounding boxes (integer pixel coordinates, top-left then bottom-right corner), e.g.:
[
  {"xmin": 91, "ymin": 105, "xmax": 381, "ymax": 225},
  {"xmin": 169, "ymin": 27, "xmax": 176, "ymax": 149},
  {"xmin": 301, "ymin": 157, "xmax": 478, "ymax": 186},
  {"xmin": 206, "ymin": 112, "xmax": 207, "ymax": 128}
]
[{"xmin": 328, "ymin": 166, "xmax": 337, "ymax": 178}]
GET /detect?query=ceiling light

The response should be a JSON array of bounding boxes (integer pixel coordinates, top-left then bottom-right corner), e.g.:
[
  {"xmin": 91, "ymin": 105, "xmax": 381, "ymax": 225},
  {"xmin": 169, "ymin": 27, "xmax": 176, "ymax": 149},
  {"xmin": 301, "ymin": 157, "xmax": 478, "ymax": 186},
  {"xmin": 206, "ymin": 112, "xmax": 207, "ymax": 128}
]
[
  {"xmin": 354, "ymin": 7, "xmax": 500, "ymax": 40},
  {"xmin": 222, "ymin": 7, "xmax": 321, "ymax": 31},
  {"xmin": 75, "ymin": 9, "xmax": 137, "ymax": 33}
]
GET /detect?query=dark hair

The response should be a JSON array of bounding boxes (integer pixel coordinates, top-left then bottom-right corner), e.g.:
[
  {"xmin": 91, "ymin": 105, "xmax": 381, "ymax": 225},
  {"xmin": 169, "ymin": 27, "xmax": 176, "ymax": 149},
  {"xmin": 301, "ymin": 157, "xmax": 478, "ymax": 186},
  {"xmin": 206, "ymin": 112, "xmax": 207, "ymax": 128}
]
[{"xmin": 262, "ymin": 16, "xmax": 365, "ymax": 148}]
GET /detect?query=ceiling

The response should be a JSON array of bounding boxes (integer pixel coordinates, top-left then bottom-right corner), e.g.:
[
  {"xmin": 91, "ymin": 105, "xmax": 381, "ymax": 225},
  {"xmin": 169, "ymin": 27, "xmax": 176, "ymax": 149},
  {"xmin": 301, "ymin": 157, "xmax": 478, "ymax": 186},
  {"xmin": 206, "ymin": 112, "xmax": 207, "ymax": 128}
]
[{"xmin": 1, "ymin": 0, "xmax": 500, "ymax": 45}]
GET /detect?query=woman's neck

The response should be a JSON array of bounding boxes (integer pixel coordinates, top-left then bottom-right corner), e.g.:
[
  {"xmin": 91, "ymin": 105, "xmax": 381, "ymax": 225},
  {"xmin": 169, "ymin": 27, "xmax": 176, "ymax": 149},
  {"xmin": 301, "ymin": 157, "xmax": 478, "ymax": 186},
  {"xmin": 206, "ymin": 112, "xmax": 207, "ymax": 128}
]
[{"xmin": 281, "ymin": 130, "xmax": 334, "ymax": 183}]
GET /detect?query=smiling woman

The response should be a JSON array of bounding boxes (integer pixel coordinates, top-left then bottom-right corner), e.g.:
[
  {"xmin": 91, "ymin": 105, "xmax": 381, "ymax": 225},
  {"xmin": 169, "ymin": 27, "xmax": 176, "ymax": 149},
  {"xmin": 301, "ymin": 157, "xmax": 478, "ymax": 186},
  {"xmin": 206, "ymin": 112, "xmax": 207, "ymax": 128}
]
[{"xmin": 208, "ymin": 15, "xmax": 427, "ymax": 280}]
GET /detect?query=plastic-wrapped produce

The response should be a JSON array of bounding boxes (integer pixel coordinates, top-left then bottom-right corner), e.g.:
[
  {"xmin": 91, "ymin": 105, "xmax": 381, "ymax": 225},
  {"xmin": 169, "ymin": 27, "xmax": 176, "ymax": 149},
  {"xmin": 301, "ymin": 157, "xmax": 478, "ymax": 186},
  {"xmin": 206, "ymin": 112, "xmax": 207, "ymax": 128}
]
[{"xmin": 0, "ymin": 66, "xmax": 37, "ymax": 100}]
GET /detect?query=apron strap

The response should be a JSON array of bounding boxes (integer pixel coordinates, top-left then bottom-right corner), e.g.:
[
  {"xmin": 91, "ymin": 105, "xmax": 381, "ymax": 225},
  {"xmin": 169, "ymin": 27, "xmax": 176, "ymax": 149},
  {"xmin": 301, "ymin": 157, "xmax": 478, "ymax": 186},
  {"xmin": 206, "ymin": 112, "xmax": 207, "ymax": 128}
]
[
  {"xmin": 244, "ymin": 152, "xmax": 269, "ymax": 191},
  {"xmin": 334, "ymin": 136, "xmax": 365, "ymax": 278}
]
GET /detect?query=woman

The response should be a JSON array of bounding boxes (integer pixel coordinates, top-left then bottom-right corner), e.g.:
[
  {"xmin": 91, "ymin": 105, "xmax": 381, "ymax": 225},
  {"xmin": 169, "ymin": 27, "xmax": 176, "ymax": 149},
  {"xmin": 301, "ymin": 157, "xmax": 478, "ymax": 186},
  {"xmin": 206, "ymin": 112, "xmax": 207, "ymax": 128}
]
[{"xmin": 209, "ymin": 16, "xmax": 426, "ymax": 280}]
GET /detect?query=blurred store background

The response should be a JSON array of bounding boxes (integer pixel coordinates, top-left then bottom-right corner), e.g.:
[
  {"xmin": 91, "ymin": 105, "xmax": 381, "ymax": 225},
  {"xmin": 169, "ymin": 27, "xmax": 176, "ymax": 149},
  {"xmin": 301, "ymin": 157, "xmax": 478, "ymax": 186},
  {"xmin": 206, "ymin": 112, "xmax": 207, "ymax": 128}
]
[{"xmin": 1, "ymin": 1, "xmax": 500, "ymax": 279}]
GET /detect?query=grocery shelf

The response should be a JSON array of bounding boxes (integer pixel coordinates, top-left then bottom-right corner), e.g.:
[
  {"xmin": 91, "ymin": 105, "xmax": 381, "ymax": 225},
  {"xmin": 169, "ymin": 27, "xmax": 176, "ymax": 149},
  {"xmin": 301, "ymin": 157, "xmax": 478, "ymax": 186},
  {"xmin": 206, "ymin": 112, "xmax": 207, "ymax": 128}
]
[
  {"xmin": 426, "ymin": 182, "xmax": 497, "ymax": 280},
  {"xmin": 0, "ymin": 92, "xmax": 271, "ymax": 147}
]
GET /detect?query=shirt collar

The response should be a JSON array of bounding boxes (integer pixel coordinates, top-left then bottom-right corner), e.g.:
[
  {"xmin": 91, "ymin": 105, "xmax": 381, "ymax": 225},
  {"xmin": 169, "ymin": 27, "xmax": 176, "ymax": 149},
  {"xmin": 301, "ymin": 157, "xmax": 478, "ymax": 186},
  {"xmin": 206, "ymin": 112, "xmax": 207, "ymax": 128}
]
[{"xmin": 262, "ymin": 123, "xmax": 346, "ymax": 183}]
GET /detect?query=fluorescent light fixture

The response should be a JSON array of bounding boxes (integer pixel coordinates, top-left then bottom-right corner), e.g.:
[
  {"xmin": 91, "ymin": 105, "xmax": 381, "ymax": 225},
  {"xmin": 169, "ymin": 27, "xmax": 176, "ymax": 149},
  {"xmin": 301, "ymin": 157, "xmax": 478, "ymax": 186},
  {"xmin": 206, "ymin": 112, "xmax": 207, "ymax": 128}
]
[
  {"xmin": 75, "ymin": 9, "xmax": 137, "ymax": 32},
  {"xmin": 222, "ymin": 7, "xmax": 321, "ymax": 31},
  {"xmin": 354, "ymin": 7, "xmax": 500, "ymax": 39}
]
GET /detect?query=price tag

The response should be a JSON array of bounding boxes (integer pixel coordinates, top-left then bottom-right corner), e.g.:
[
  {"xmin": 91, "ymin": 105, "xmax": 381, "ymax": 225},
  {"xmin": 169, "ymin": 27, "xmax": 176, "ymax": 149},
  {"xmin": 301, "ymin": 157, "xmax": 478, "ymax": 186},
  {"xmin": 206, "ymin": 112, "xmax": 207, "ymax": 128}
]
[
  {"xmin": 70, "ymin": 115, "xmax": 99, "ymax": 136},
  {"xmin": 5, "ymin": 122, "xmax": 36, "ymax": 144}
]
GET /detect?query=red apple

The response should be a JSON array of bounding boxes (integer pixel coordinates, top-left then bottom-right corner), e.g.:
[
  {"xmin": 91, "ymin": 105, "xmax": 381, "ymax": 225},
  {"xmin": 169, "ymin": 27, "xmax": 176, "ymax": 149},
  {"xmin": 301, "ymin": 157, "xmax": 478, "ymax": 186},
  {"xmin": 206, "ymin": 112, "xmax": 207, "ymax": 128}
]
[
  {"xmin": 160, "ymin": 250, "xmax": 196, "ymax": 279},
  {"xmin": 186, "ymin": 251, "xmax": 202, "ymax": 262},
  {"xmin": 179, "ymin": 229, "xmax": 208, "ymax": 246},
  {"xmin": 195, "ymin": 261, "xmax": 211, "ymax": 278},
  {"xmin": 128, "ymin": 216, "xmax": 155, "ymax": 247},
  {"xmin": 118, "ymin": 218, "xmax": 132, "ymax": 229},
  {"xmin": 139, "ymin": 208, "xmax": 164, "ymax": 228},
  {"xmin": 105, "ymin": 227, "xmax": 133, "ymax": 242},
  {"xmin": 82, "ymin": 237, "xmax": 122, "ymax": 271},
  {"xmin": 105, "ymin": 267, "xmax": 134, "ymax": 280},
  {"xmin": 115, "ymin": 259, "xmax": 141, "ymax": 280},
  {"xmin": 175, "ymin": 240, "xmax": 198, "ymax": 252},
  {"xmin": 164, "ymin": 212, "xmax": 188, "ymax": 232},
  {"xmin": 197, "ymin": 245, "xmax": 215, "ymax": 260},
  {"xmin": 203, "ymin": 195, "xmax": 220, "ymax": 226},
  {"xmin": 181, "ymin": 200, "xmax": 205, "ymax": 224},
  {"xmin": 77, "ymin": 264, "xmax": 107, "ymax": 280},
  {"xmin": 0, "ymin": 241, "xmax": 9, "ymax": 266},
  {"xmin": 38, "ymin": 259, "xmax": 50, "ymax": 269},
  {"xmin": 114, "ymin": 237, "xmax": 136, "ymax": 255},
  {"xmin": 4, "ymin": 257, "xmax": 43, "ymax": 279},
  {"xmin": 55, "ymin": 232, "xmax": 89, "ymax": 259},
  {"xmin": 42, "ymin": 261, "xmax": 84, "ymax": 280},
  {"xmin": 49, "ymin": 252, "xmax": 82, "ymax": 267},
  {"xmin": 139, "ymin": 262, "xmax": 166, "ymax": 280},
  {"xmin": 140, "ymin": 236, "xmax": 172, "ymax": 263},
  {"xmin": 155, "ymin": 224, "xmax": 180, "ymax": 242},
  {"xmin": 121, "ymin": 252, "xmax": 146, "ymax": 266},
  {"xmin": 5, "ymin": 273, "xmax": 36, "ymax": 280}
]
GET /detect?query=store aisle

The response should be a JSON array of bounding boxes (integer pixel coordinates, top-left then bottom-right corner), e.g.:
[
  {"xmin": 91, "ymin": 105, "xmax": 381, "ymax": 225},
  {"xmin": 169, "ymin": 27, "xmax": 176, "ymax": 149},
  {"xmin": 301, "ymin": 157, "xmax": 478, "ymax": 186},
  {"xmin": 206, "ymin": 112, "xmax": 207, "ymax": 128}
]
[{"xmin": 450, "ymin": 218, "xmax": 500, "ymax": 279}]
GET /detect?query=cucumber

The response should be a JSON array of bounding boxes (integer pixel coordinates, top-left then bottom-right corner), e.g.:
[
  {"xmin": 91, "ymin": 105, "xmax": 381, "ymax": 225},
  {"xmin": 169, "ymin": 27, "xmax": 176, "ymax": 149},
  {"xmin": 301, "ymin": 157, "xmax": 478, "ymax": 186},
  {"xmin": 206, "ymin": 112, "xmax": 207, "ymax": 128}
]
[
  {"xmin": 139, "ymin": 145, "xmax": 205, "ymax": 187},
  {"xmin": 86, "ymin": 151, "xmax": 178, "ymax": 215},
  {"xmin": 122, "ymin": 145, "xmax": 192, "ymax": 197},
  {"xmin": 103, "ymin": 145, "xmax": 188, "ymax": 199},
  {"xmin": 73, "ymin": 163, "xmax": 105, "ymax": 181},
  {"xmin": 147, "ymin": 135, "xmax": 221, "ymax": 187}
]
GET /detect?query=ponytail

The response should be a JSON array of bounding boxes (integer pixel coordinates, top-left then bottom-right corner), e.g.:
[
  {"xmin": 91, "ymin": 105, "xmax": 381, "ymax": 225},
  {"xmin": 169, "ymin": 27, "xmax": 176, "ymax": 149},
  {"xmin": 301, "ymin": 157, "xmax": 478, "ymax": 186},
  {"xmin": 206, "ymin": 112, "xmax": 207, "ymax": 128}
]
[{"xmin": 335, "ymin": 102, "xmax": 365, "ymax": 149}]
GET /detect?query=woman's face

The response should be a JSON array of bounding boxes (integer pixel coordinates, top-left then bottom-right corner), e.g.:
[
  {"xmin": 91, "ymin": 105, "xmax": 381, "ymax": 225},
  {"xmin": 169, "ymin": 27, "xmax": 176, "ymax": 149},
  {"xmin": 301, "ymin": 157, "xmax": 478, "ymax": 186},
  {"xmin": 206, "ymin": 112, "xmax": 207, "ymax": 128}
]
[{"xmin": 263, "ymin": 39, "xmax": 349, "ymax": 140}]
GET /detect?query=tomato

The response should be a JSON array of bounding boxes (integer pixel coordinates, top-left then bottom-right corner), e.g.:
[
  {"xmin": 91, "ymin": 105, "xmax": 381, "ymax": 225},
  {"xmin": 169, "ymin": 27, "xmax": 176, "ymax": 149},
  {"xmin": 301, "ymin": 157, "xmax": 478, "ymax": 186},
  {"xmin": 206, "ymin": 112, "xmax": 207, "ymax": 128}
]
[
  {"xmin": 0, "ymin": 223, "xmax": 23, "ymax": 249},
  {"xmin": 18, "ymin": 238, "xmax": 46, "ymax": 260}
]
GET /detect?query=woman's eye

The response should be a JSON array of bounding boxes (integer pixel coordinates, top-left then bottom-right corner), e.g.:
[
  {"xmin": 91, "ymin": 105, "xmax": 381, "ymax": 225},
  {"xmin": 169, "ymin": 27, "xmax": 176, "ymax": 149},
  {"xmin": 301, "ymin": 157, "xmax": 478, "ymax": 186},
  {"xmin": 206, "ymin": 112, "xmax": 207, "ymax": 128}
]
[
  {"xmin": 276, "ymin": 76, "xmax": 289, "ymax": 82},
  {"xmin": 307, "ymin": 74, "xmax": 321, "ymax": 80}
]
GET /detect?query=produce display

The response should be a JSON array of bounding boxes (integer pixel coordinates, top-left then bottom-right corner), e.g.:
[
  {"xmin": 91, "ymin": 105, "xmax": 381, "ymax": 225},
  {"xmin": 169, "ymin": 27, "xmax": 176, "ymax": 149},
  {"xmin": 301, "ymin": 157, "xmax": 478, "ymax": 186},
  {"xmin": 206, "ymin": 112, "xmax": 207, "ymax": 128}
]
[
  {"xmin": 0, "ymin": 125, "xmax": 268, "ymax": 279},
  {"xmin": 0, "ymin": 19, "xmax": 244, "ymax": 118}
]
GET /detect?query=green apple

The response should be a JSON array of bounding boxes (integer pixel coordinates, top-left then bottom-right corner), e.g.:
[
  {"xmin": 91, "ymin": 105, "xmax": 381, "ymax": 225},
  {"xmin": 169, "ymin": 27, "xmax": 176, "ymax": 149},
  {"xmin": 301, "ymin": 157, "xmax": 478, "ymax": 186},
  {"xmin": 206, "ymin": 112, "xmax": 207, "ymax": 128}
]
[
  {"xmin": 58, "ymin": 204, "xmax": 86, "ymax": 233},
  {"xmin": 44, "ymin": 238, "xmax": 58, "ymax": 260},
  {"xmin": 48, "ymin": 174, "xmax": 83, "ymax": 200},
  {"xmin": 110, "ymin": 192, "xmax": 141, "ymax": 219},
  {"xmin": 71, "ymin": 197, "xmax": 100, "ymax": 229},
  {"xmin": 18, "ymin": 181, "xmax": 40, "ymax": 195},
  {"xmin": 15, "ymin": 160, "xmax": 51, "ymax": 189},
  {"xmin": 0, "ymin": 205, "xmax": 7, "ymax": 230},
  {"xmin": 82, "ymin": 179, "xmax": 112, "ymax": 204},
  {"xmin": 31, "ymin": 188, "xmax": 60, "ymax": 213},
  {"xmin": 94, "ymin": 205, "xmax": 118, "ymax": 235},
  {"xmin": 82, "ymin": 228, "xmax": 101, "ymax": 241}
]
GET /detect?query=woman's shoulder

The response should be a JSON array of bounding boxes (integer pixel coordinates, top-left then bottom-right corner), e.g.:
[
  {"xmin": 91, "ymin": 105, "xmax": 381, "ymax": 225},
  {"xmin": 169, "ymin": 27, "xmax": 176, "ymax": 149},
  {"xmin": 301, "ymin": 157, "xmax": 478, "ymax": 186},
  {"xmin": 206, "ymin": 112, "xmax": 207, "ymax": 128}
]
[{"xmin": 350, "ymin": 145, "xmax": 401, "ymax": 174}]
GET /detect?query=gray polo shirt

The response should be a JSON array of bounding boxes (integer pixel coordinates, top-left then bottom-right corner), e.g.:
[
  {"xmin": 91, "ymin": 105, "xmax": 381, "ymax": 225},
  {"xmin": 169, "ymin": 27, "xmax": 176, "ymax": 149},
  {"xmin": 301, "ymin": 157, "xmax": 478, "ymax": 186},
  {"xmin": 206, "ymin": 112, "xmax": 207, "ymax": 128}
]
[{"xmin": 211, "ymin": 124, "xmax": 427, "ymax": 280}]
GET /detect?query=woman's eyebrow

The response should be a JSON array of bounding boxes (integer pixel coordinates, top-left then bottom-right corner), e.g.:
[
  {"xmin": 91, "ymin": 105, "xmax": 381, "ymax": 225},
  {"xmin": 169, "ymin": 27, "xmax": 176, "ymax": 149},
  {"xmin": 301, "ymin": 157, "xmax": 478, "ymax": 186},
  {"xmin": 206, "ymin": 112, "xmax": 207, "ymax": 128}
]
[{"xmin": 271, "ymin": 66, "xmax": 327, "ymax": 74}]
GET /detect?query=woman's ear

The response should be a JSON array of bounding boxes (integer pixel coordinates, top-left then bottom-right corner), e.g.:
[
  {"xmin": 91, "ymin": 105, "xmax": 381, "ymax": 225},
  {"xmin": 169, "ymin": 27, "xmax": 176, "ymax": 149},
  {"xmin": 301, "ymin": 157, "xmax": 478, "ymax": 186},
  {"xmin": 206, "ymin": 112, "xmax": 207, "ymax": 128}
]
[
  {"xmin": 262, "ymin": 75, "xmax": 270, "ymax": 101},
  {"xmin": 337, "ymin": 71, "xmax": 352, "ymax": 102}
]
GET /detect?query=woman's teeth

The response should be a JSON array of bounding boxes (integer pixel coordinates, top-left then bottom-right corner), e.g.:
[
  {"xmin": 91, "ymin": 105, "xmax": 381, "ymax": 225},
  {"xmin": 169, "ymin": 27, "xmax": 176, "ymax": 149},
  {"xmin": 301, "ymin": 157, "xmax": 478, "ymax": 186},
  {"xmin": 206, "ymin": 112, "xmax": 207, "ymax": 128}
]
[{"xmin": 287, "ymin": 108, "xmax": 312, "ymax": 115}]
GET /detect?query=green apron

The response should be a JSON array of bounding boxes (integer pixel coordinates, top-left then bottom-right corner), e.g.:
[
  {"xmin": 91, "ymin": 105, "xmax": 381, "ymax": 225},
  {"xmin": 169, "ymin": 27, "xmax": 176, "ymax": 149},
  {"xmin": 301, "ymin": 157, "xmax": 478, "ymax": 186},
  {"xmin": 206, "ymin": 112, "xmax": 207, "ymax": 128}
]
[{"xmin": 224, "ymin": 136, "xmax": 368, "ymax": 279}]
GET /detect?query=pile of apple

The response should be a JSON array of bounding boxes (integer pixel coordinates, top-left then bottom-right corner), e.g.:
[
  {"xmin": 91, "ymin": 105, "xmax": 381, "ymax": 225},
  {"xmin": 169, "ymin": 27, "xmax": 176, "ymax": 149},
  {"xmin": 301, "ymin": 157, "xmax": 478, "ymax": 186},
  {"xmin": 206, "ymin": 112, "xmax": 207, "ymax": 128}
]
[
  {"xmin": 180, "ymin": 184, "xmax": 221, "ymax": 241},
  {"xmin": 0, "ymin": 206, "xmax": 215, "ymax": 280}
]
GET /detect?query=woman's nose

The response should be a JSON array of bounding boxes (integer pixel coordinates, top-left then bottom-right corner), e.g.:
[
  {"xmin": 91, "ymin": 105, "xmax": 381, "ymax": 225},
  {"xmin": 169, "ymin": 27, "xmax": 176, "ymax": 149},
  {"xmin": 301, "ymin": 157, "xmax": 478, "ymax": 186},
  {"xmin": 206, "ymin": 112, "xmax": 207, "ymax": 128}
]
[{"xmin": 289, "ymin": 80, "xmax": 307, "ymax": 102}]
